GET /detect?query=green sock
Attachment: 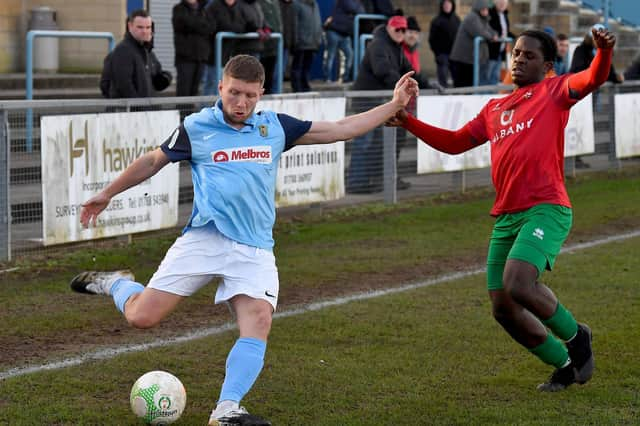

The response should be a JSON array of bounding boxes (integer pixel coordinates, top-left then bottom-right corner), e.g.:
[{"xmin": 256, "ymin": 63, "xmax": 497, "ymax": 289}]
[
  {"xmin": 529, "ymin": 333, "xmax": 570, "ymax": 368},
  {"xmin": 542, "ymin": 302, "xmax": 578, "ymax": 341}
]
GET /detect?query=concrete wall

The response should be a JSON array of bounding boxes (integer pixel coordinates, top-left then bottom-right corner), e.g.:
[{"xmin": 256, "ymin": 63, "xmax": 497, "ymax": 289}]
[
  {"xmin": 0, "ymin": 0, "xmax": 24, "ymax": 73},
  {"xmin": 0, "ymin": 0, "xmax": 127, "ymax": 73}
]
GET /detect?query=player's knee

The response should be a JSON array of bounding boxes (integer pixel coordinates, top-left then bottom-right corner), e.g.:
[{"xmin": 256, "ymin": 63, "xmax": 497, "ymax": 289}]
[
  {"xmin": 253, "ymin": 309, "xmax": 272, "ymax": 334},
  {"xmin": 125, "ymin": 309, "xmax": 160, "ymax": 329},
  {"xmin": 491, "ymin": 301, "xmax": 512, "ymax": 324},
  {"xmin": 506, "ymin": 281, "xmax": 531, "ymax": 305}
]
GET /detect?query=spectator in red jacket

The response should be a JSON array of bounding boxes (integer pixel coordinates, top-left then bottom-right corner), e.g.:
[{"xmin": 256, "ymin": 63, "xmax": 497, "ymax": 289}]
[{"xmin": 402, "ymin": 16, "xmax": 421, "ymax": 73}]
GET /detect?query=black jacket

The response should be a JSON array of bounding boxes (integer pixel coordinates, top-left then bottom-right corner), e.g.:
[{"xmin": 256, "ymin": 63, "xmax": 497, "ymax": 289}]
[
  {"xmin": 624, "ymin": 54, "xmax": 640, "ymax": 81},
  {"xmin": 279, "ymin": 0, "xmax": 296, "ymax": 50},
  {"xmin": 328, "ymin": 0, "xmax": 365, "ymax": 37},
  {"xmin": 488, "ymin": 6, "xmax": 513, "ymax": 61},
  {"xmin": 359, "ymin": 0, "xmax": 393, "ymax": 35},
  {"xmin": 205, "ymin": 0, "xmax": 248, "ymax": 64},
  {"xmin": 106, "ymin": 32, "xmax": 154, "ymax": 98},
  {"xmin": 428, "ymin": 0, "xmax": 461, "ymax": 56},
  {"xmin": 570, "ymin": 40, "xmax": 622, "ymax": 83},
  {"xmin": 233, "ymin": 0, "xmax": 265, "ymax": 56},
  {"xmin": 172, "ymin": 0, "xmax": 214, "ymax": 64},
  {"xmin": 353, "ymin": 25, "xmax": 428, "ymax": 90}
]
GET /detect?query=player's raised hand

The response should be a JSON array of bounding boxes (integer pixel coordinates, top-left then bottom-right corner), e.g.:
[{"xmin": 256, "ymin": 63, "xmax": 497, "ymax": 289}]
[
  {"xmin": 385, "ymin": 109, "xmax": 409, "ymax": 127},
  {"xmin": 592, "ymin": 25, "xmax": 616, "ymax": 49},
  {"xmin": 80, "ymin": 193, "xmax": 111, "ymax": 228},
  {"xmin": 392, "ymin": 71, "xmax": 419, "ymax": 108}
]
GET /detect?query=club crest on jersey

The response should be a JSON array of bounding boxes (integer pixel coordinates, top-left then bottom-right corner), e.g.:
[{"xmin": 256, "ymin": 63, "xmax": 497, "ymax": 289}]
[
  {"xmin": 500, "ymin": 110, "xmax": 515, "ymax": 126},
  {"xmin": 259, "ymin": 125, "xmax": 268, "ymax": 137},
  {"xmin": 211, "ymin": 145, "xmax": 272, "ymax": 164}
]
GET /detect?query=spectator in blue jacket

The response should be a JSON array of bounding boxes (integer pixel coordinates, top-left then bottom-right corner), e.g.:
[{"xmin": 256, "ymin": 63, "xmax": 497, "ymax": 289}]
[{"xmin": 323, "ymin": 0, "xmax": 365, "ymax": 83}]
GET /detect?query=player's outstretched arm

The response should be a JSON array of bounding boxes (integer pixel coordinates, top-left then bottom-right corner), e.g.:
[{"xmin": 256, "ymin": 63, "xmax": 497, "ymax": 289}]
[
  {"xmin": 295, "ymin": 71, "xmax": 418, "ymax": 145},
  {"xmin": 568, "ymin": 27, "xmax": 616, "ymax": 100},
  {"xmin": 80, "ymin": 148, "xmax": 170, "ymax": 228},
  {"xmin": 386, "ymin": 109, "xmax": 479, "ymax": 155}
]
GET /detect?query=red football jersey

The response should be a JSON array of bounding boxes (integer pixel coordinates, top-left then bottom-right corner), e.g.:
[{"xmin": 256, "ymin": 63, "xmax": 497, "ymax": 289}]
[{"xmin": 467, "ymin": 74, "xmax": 578, "ymax": 215}]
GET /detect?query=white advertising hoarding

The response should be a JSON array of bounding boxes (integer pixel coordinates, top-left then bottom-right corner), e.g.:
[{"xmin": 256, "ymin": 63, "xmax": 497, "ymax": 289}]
[
  {"xmin": 416, "ymin": 95, "xmax": 497, "ymax": 173},
  {"xmin": 41, "ymin": 110, "xmax": 181, "ymax": 246},
  {"xmin": 614, "ymin": 93, "xmax": 640, "ymax": 158},
  {"xmin": 257, "ymin": 97, "xmax": 346, "ymax": 207},
  {"xmin": 416, "ymin": 93, "xmax": 594, "ymax": 174}
]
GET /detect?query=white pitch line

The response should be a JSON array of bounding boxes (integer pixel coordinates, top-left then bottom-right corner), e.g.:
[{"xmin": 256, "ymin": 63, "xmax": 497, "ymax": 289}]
[{"xmin": 1, "ymin": 229, "xmax": 639, "ymax": 381}]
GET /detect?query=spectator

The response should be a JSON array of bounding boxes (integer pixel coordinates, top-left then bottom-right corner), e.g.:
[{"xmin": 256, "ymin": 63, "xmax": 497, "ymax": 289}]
[
  {"xmin": 395, "ymin": 15, "xmax": 424, "ymax": 190},
  {"xmin": 172, "ymin": 0, "xmax": 213, "ymax": 97},
  {"xmin": 487, "ymin": 0, "xmax": 514, "ymax": 85},
  {"xmin": 323, "ymin": 0, "xmax": 364, "ymax": 83},
  {"xmin": 348, "ymin": 15, "xmax": 428, "ymax": 193},
  {"xmin": 103, "ymin": 10, "xmax": 156, "ymax": 98},
  {"xmin": 203, "ymin": 0, "xmax": 247, "ymax": 96},
  {"xmin": 234, "ymin": 0, "xmax": 267, "ymax": 58},
  {"xmin": 403, "ymin": 16, "xmax": 421, "ymax": 73},
  {"xmin": 554, "ymin": 33, "xmax": 570, "ymax": 76},
  {"xmin": 258, "ymin": 0, "xmax": 282, "ymax": 94},
  {"xmin": 100, "ymin": 20, "xmax": 172, "ymax": 98},
  {"xmin": 360, "ymin": 0, "xmax": 394, "ymax": 35},
  {"xmin": 449, "ymin": 0, "xmax": 498, "ymax": 87},
  {"xmin": 570, "ymin": 31, "xmax": 623, "ymax": 84},
  {"xmin": 569, "ymin": 28, "xmax": 623, "ymax": 169},
  {"xmin": 278, "ymin": 0, "xmax": 297, "ymax": 77},
  {"xmin": 428, "ymin": 0, "xmax": 460, "ymax": 88},
  {"xmin": 624, "ymin": 53, "xmax": 640, "ymax": 80},
  {"xmin": 290, "ymin": 0, "xmax": 322, "ymax": 92}
]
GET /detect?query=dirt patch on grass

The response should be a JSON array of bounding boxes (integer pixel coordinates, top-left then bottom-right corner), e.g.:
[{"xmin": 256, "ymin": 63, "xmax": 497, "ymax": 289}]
[{"xmin": 1, "ymin": 217, "xmax": 638, "ymax": 374}]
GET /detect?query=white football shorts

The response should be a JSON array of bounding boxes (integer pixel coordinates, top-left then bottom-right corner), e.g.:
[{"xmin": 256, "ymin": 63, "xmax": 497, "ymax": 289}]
[{"xmin": 147, "ymin": 224, "xmax": 279, "ymax": 310}]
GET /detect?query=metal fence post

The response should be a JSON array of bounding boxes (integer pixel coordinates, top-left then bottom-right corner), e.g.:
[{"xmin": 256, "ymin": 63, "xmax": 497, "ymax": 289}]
[
  {"xmin": 0, "ymin": 110, "xmax": 10, "ymax": 261},
  {"xmin": 383, "ymin": 126, "xmax": 397, "ymax": 204},
  {"xmin": 608, "ymin": 84, "xmax": 621, "ymax": 170},
  {"xmin": 352, "ymin": 14, "xmax": 387, "ymax": 81},
  {"xmin": 25, "ymin": 30, "xmax": 116, "ymax": 152},
  {"xmin": 215, "ymin": 32, "xmax": 283, "ymax": 95}
]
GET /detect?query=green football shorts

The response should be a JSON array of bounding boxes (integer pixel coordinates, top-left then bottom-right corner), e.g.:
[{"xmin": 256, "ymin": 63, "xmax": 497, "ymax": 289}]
[{"xmin": 486, "ymin": 204, "xmax": 572, "ymax": 291}]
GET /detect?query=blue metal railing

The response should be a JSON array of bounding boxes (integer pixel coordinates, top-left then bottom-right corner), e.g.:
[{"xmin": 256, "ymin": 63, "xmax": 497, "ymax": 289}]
[
  {"xmin": 25, "ymin": 30, "xmax": 116, "ymax": 151},
  {"xmin": 358, "ymin": 33, "xmax": 374, "ymax": 65},
  {"xmin": 215, "ymin": 32, "xmax": 283, "ymax": 95},
  {"xmin": 352, "ymin": 14, "xmax": 387, "ymax": 81},
  {"xmin": 473, "ymin": 36, "xmax": 513, "ymax": 87}
]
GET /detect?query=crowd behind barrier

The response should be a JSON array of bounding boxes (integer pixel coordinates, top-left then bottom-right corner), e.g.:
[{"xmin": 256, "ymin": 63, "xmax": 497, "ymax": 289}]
[{"xmin": 2, "ymin": 80, "xmax": 640, "ymax": 261}]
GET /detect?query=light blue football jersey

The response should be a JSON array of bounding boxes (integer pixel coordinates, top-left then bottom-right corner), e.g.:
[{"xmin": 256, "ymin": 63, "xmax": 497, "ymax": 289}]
[{"xmin": 161, "ymin": 100, "xmax": 311, "ymax": 249}]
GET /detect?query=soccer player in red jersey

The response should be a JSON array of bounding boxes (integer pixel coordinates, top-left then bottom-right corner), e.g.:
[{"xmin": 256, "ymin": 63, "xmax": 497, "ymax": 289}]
[{"xmin": 388, "ymin": 27, "xmax": 617, "ymax": 391}]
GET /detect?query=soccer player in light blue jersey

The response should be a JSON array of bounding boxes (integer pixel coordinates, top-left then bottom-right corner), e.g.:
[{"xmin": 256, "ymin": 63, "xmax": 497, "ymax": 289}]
[{"xmin": 71, "ymin": 54, "xmax": 418, "ymax": 426}]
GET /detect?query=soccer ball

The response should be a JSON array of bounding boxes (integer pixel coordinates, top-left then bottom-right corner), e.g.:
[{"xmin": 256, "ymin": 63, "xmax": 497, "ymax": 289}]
[{"xmin": 130, "ymin": 370, "xmax": 187, "ymax": 425}]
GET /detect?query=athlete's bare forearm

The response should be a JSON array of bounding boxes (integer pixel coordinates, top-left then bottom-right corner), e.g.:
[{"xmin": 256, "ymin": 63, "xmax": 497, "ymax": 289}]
[{"xmin": 103, "ymin": 148, "xmax": 169, "ymax": 199}]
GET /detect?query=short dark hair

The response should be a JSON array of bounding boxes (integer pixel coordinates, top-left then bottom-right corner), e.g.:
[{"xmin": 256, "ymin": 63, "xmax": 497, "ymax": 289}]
[
  {"xmin": 128, "ymin": 9, "xmax": 150, "ymax": 23},
  {"xmin": 557, "ymin": 33, "xmax": 569, "ymax": 41},
  {"xmin": 223, "ymin": 55, "xmax": 265, "ymax": 85},
  {"xmin": 518, "ymin": 29, "xmax": 557, "ymax": 62}
]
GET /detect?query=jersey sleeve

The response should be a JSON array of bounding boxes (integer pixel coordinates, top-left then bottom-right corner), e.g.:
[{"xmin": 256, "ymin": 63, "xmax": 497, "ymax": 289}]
[
  {"xmin": 160, "ymin": 125, "xmax": 191, "ymax": 162},
  {"xmin": 466, "ymin": 103, "xmax": 490, "ymax": 145},
  {"xmin": 277, "ymin": 113, "xmax": 312, "ymax": 151}
]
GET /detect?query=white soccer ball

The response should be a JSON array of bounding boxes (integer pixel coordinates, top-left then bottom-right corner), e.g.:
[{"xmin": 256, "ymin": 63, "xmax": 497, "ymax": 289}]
[{"xmin": 130, "ymin": 370, "xmax": 187, "ymax": 425}]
